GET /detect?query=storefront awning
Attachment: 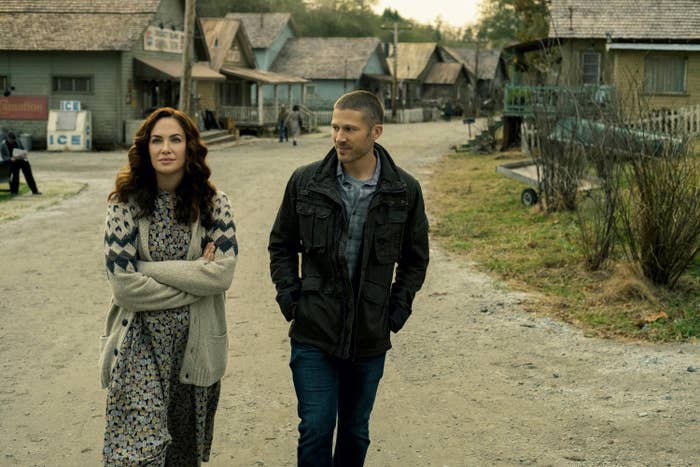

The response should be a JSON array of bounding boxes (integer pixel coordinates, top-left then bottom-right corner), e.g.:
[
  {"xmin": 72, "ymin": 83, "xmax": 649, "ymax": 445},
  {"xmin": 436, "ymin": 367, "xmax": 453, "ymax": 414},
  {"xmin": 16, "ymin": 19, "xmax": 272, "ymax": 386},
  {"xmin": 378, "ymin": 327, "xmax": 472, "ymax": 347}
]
[
  {"xmin": 220, "ymin": 66, "xmax": 308, "ymax": 85},
  {"xmin": 134, "ymin": 57, "xmax": 225, "ymax": 81}
]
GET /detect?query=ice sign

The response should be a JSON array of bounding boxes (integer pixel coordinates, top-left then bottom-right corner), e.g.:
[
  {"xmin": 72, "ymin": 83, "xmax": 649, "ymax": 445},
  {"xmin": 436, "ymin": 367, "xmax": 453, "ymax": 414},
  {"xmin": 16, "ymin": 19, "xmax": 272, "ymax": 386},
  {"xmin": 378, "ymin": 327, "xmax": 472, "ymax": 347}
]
[{"xmin": 60, "ymin": 100, "xmax": 81, "ymax": 111}]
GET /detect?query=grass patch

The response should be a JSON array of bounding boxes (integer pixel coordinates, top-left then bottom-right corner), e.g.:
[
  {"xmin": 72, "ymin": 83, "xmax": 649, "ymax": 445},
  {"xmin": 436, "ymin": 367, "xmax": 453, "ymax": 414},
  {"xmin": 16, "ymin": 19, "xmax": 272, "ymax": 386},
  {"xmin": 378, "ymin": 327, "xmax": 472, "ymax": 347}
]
[
  {"xmin": 0, "ymin": 180, "xmax": 87, "ymax": 222},
  {"xmin": 428, "ymin": 150, "xmax": 700, "ymax": 342}
]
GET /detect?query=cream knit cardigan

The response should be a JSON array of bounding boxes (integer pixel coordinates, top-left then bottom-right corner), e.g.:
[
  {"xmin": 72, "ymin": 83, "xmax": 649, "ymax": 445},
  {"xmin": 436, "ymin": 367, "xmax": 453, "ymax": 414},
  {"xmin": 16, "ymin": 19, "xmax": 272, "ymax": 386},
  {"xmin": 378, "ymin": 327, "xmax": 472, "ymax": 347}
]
[{"xmin": 99, "ymin": 191, "xmax": 237, "ymax": 389}]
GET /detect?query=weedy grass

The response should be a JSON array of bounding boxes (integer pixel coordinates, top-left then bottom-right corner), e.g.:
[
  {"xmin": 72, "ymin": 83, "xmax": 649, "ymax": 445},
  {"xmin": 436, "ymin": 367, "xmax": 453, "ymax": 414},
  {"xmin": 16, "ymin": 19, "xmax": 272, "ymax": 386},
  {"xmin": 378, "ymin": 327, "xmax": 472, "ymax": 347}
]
[{"xmin": 428, "ymin": 150, "xmax": 699, "ymax": 342}]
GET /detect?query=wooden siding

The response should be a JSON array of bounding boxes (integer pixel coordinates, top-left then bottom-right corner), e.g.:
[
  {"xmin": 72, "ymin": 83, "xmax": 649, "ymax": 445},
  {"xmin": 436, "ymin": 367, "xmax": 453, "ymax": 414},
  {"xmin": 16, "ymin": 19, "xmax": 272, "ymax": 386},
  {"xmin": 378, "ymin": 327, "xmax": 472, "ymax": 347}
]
[
  {"xmin": 198, "ymin": 81, "xmax": 217, "ymax": 110},
  {"xmin": 613, "ymin": 50, "xmax": 700, "ymax": 113},
  {"xmin": 558, "ymin": 39, "xmax": 613, "ymax": 86},
  {"xmin": 0, "ymin": 51, "xmax": 122, "ymax": 147}
]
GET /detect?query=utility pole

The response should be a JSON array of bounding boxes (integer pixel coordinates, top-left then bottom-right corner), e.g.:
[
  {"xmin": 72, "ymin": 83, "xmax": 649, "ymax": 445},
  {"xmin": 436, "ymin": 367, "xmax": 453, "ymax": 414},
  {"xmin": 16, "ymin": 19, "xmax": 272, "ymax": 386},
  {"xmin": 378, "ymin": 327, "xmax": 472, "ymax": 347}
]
[
  {"xmin": 381, "ymin": 22, "xmax": 411, "ymax": 120},
  {"xmin": 179, "ymin": 0, "xmax": 196, "ymax": 115},
  {"xmin": 473, "ymin": 39, "xmax": 480, "ymax": 118}
]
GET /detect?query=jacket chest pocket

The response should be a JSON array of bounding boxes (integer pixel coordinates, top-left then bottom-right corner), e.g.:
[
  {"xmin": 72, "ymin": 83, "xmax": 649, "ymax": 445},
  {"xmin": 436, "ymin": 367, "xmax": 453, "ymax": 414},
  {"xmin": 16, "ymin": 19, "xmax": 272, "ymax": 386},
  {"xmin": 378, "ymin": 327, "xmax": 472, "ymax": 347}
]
[
  {"xmin": 296, "ymin": 202, "xmax": 333, "ymax": 253},
  {"xmin": 373, "ymin": 207, "xmax": 407, "ymax": 264}
]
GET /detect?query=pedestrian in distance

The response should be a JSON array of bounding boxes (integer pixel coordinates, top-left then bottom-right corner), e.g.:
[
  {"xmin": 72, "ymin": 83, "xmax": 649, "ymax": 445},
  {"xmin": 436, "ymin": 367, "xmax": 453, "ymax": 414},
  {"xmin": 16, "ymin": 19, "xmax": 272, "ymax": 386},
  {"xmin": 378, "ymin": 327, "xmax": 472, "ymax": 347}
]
[
  {"xmin": 268, "ymin": 90, "xmax": 430, "ymax": 466},
  {"xmin": 100, "ymin": 107, "xmax": 238, "ymax": 465},
  {"xmin": 278, "ymin": 104, "xmax": 290, "ymax": 143},
  {"xmin": 0, "ymin": 131, "xmax": 41, "ymax": 195},
  {"xmin": 286, "ymin": 104, "xmax": 303, "ymax": 146}
]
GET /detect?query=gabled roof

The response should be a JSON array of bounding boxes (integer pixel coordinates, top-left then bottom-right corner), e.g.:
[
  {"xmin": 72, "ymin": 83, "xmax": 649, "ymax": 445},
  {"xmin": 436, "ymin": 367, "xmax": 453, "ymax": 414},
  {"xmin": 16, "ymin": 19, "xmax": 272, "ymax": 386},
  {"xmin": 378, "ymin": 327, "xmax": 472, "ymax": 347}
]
[
  {"xmin": 225, "ymin": 12, "xmax": 295, "ymax": 49},
  {"xmin": 0, "ymin": 0, "xmax": 162, "ymax": 50},
  {"xmin": 549, "ymin": 0, "xmax": 700, "ymax": 40},
  {"xmin": 442, "ymin": 47, "xmax": 503, "ymax": 80},
  {"xmin": 270, "ymin": 37, "xmax": 390, "ymax": 80},
  {"xmin": 200, "ymin": 17, "xmax": 256, "ymax": 70},
  {"xmin": 423, "ymin": 63, "xmax": 469, "ymax": 85},
  {"xmin": 392, "ymin": 43, "xmax": 437, "ymax": 80}
]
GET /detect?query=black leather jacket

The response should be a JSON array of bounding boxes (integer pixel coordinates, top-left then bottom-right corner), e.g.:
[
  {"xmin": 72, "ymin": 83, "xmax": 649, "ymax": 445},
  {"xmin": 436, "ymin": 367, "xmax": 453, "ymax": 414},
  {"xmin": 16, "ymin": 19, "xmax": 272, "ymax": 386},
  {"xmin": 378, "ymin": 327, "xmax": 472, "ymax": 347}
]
[{"xmin": 268, "ymin": 143, "xmax": 429, "ymax": 359}]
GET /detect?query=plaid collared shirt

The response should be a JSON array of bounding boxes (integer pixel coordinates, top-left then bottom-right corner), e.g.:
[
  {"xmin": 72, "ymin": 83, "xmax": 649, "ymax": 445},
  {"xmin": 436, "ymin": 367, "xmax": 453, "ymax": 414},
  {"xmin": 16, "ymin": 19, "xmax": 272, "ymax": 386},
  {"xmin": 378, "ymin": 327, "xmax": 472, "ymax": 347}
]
[{"xmin": 336, "ymin": 153, "xmax": 381, "ymax": 281}]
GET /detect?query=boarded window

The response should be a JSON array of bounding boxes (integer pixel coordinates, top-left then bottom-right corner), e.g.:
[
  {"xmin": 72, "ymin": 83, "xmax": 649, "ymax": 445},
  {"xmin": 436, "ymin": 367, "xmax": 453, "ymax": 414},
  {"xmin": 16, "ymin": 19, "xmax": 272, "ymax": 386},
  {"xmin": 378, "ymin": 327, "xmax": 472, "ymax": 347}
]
[
  {"xmin": 53, "ymin": 76, "xmax": 92, "ymax": 93},
  {"xmin": 645, "ymin": 56, "xmax": 687, "ymax": 94},
  {"xmin": 581, "ymin": 52, "xmax": 601, "ymax": 85}
]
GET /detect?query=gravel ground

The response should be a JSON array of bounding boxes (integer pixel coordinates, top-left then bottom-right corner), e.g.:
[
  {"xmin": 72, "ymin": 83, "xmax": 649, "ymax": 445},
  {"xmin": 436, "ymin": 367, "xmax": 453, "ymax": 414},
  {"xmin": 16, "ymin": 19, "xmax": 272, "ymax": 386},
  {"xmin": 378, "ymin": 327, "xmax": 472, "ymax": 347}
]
[{"xmin": 0, "ymin": 119, "xmax": 698, "ymax": 466}]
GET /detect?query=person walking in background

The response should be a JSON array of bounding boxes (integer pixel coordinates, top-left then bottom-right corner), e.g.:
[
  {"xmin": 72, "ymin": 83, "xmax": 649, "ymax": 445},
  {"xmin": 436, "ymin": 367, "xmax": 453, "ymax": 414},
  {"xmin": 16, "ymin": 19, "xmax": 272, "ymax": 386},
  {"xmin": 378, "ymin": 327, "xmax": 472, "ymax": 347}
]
[
  {"xmin": 285, "ymin": 104, "xmax": 303, "ymax": 146},
  {"xmin": 0, "ymin": 131, "xmax": 41, "ymax": 195},
  {"xmin": 100, "ymin": 107, "xmax": 238, "ymax": 465},
  {"xmin": 268, "ymin": 90, "xmax": 429, "ymax": 466},
  {"xmin": 278, "ymin": 105, "xmax": 289, "ymax": 143}
]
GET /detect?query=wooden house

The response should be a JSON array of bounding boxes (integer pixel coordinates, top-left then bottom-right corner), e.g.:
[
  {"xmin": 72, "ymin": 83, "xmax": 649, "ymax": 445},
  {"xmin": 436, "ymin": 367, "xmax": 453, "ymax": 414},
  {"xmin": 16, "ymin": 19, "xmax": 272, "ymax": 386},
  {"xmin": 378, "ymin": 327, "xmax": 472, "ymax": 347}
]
[
  {"xmin": 390, "ymin": 42, "xmax": 441, "ymax": 108},
  {"xmin": 0, "ymin": 0, "xmax": 223, "ymax": 148},
  {"xmin": 441, "ymin": 47, "xmax": 508, "ymax": 111},
  {"xmin": 421, "ymin": 62, "xmax": 472, "ymax": 114},
  {"xmin": 504, "ymin": 0, "xmax": 700, "ymax": 119},
  {"xmin": 199, "ymin": 16, "xmax": 307, "ymax": 129},
  {"xmin": 270, "ymin": 37, "xmax": 392, "ymax": 112}
]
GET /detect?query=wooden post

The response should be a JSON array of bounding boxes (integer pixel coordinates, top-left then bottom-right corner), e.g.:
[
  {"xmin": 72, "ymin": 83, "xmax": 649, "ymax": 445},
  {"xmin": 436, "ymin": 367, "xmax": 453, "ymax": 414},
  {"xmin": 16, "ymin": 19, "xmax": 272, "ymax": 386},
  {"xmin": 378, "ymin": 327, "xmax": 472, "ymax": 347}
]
[
  {"xmin": 257, "ymin": 82, "xmax": 263, "ymax": 126},
  {"xmin": 381, "ymin": 22, "xmax": 411, "ymax": 121},
  {"xmin": 179, "ymin": 0, "xmax": 196, "ymax": 115}
]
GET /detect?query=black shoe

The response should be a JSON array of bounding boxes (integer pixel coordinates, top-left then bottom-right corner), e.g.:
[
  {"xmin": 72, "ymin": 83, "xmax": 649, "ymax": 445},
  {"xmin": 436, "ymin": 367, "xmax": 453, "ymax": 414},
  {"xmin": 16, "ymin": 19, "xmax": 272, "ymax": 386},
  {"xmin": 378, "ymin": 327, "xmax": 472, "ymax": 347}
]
[{"xmin": 33, "ymin": 191, "xmax": 42, "ymax": 195}]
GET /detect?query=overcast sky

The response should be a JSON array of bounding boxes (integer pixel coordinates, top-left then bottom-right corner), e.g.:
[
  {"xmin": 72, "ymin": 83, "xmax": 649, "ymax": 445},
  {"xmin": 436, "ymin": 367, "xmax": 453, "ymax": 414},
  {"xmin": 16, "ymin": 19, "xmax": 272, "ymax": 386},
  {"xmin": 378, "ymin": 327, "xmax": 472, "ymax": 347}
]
[{"xmin": 371, "ymin": 0, "xmax": 482, "ymax": 29}]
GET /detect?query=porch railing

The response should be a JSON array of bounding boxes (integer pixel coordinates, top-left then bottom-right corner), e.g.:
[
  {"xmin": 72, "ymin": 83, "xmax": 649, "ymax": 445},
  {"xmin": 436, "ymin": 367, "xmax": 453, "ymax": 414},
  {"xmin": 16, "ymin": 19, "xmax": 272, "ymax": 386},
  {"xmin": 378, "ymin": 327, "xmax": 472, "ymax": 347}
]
[
  {"xmin": 219, "ymin": 105, "xmax": 278, "ymax": 126},
  {"xmin": 504, "ymin": 83, "xmax": 615, "ymax": 117}
]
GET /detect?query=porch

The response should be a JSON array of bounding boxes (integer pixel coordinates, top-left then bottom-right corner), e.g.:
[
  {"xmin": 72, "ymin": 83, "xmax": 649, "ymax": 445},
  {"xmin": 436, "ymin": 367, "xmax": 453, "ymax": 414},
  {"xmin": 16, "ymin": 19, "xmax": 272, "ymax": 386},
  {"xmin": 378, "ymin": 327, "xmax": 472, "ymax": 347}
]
[{"xmin": 503, "ymin": 83, "xmax": 616, "ymax": 117}]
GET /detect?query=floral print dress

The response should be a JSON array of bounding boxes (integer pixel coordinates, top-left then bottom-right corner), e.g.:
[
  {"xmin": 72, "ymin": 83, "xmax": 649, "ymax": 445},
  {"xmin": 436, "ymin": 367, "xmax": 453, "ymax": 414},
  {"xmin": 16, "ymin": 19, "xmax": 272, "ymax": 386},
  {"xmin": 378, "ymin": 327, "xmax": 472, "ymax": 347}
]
[{"xmin": 104, "ymin": 192, "xmax": 220, "ymax": 466}]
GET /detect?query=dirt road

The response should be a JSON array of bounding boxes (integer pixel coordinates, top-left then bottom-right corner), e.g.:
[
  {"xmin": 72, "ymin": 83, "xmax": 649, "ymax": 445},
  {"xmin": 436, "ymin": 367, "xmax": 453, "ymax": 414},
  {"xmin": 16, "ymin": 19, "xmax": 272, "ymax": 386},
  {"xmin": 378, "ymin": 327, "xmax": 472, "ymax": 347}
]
[{"xmin": 0, "ymin": 120, "xmax": 698, "ymax": 466}]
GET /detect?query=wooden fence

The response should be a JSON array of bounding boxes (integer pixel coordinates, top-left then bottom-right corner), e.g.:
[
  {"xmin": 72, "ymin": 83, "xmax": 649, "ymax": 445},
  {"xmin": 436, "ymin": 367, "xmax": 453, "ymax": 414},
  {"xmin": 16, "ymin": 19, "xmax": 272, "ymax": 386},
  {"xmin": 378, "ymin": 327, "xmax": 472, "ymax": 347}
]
[
  {"xmin": 520, "ymin": 104, "xmax": 700, "ymax": 156},
  {"xmin": 631, "ymin": 104, "xmax": 700, "ymax": 135}
]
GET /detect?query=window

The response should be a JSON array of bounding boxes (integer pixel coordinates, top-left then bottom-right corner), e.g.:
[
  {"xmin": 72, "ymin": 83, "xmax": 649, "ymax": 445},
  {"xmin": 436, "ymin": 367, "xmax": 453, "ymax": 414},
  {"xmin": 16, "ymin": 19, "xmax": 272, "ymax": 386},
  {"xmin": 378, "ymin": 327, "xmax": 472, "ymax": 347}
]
[
  {"xmin": 53, "ymin": 76, "xmax": 92, "ymax": 93},
  {"xmin": 220, "ymin": 81, "xmax": 242, "ymax": 106},
  {"xmin": 581, "ymin": 52, "xmax": 601, "ymax": 85},
  {"xmin": 0, "ymin": 75, "xmax": 8, "ymax": 92},
  {"xmin": 645, "ymin": 56, "xmax": 687, "ymax": 94}
]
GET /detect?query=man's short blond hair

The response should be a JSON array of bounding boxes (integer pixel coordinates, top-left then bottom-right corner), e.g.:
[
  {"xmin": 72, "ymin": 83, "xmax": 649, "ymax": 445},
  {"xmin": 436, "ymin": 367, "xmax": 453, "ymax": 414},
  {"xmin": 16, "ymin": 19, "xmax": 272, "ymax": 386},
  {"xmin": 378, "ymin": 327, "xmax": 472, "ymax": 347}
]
[{"xmin": 333, "ymin": 90, "xmax": 384, "ymax": 127}]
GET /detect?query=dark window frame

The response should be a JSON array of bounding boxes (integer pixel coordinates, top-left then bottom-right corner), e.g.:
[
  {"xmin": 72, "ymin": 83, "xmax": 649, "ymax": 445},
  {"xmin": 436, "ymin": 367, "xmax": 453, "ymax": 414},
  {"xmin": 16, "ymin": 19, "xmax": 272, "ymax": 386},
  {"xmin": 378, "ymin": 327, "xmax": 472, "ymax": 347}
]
[
  {"xmin": 581, "ymin": 51, "xmax": 601, "ymax": 85},
  {"xmin": 52, "ymin": 76, "xmax": 94, "ymax": 94}
]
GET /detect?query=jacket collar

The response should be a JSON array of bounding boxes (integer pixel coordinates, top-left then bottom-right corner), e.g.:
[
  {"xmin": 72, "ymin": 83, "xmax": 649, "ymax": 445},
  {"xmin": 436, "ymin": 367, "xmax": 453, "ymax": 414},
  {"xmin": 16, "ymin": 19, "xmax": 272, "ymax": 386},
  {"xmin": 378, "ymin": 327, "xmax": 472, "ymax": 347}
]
[{"xmin": 312, "ymin": 142, "xmax": 406, "ymax": 194}]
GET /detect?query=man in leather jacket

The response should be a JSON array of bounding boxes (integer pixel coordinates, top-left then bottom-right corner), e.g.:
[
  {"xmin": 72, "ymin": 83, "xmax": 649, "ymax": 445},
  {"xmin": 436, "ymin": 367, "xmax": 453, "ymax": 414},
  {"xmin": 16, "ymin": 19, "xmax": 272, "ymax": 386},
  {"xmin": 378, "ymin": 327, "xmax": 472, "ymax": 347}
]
[{"xmin": 268, "ymin": 90, "xmax": 429, "ymax": 466}]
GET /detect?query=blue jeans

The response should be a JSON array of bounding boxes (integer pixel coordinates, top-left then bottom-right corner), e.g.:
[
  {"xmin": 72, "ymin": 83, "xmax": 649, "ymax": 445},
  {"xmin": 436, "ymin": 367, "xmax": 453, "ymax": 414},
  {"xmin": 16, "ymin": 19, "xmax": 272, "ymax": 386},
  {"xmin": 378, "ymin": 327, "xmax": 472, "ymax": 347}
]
[
  {"xmin": 279, "ymin": 124, "xmax": 288, "ymax": 142},
  {"xmin": 290, "ymin": 340, "xmax": 386, "ymax": 467}
]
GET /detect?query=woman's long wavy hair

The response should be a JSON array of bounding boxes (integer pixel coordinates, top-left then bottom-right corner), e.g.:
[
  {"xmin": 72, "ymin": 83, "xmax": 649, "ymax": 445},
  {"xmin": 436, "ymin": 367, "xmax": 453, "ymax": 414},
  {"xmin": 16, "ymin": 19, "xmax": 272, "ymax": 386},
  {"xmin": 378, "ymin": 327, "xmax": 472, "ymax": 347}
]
[{"xmin": 109, "ymin": 107, "xmax": 217, "ymax": 228}]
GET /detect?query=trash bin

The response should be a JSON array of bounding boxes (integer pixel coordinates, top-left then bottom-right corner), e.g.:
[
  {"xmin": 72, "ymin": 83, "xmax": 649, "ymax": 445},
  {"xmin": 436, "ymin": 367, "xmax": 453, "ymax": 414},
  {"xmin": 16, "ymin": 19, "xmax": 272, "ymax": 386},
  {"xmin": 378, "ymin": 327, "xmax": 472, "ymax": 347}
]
[{"xmin": 19, "ymin": 133, "xmax": 32, "ymax": 151}]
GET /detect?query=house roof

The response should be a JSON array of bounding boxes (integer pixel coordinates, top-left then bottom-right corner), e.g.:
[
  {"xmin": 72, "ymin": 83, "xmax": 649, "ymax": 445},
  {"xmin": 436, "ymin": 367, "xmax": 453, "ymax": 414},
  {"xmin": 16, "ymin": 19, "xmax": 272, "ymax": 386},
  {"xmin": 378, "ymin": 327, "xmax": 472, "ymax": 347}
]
[
  {"xmin": 423, "ymin": 62, "xmax": 468, "ymax": 85},
  {"xmin": 391, "ymin": 43, "xmax": 437, "ymax": 80},
  {"xmin": 220, "ymin": 66, "xmax": 308, "ymax": 84},
  {"xmin": 549, "ymin": 0, "xmax": 700, "ymax": 40},
  {"xmin": 442, "ymin": 47, "xmax": 503, "ymax": 80},
  {"xmin": 0, "ymin": 0, "xmax": 162, "ymax": 51},
  {"xmin": 225, "ymin": 12, "xmax": 295, "ymax": 49},
  {"xmin": 200, "ymin": 17, "xmax": 256, "ymax": 70},
  {"xmin": 135, "ymin": 57, "xmax": 225, "ymax": 80},
  {"xmin": 270, "ymin": 37, "xmax": 389, "ymax": 80}
]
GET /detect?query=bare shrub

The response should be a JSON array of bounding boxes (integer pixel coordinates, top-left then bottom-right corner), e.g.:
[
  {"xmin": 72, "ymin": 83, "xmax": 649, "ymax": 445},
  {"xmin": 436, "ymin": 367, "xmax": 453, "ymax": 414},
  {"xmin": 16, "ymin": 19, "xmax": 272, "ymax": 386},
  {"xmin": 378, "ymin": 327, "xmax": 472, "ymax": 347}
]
[{"xmin": 617, "ymin": 139, "xmax": 700, "ymax": 287}]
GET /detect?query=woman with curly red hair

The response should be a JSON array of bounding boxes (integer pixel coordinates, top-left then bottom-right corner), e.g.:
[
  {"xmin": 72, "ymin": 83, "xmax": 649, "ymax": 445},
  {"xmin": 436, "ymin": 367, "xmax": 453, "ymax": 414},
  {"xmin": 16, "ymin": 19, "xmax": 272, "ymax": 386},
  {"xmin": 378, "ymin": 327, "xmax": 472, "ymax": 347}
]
[{"xmin": 100, "ymin": 107, "xmax": 238, "ymax": 465}]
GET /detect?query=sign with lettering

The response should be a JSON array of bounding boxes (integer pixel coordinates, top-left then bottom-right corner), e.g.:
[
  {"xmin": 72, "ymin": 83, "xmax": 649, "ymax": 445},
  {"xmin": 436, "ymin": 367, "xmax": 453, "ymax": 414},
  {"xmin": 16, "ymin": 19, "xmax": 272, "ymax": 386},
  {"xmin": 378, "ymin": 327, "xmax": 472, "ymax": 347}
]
[
  {"xmin": 0, "ymin": 96, "xmax": 49, "ymax": 120},
  {"xmin": 60, "ymin": 100, "xmax": 81, "ymax": 111},
  {"xmin": 143, "ymin": 25, "xmax": 184, "ymax": 54}
]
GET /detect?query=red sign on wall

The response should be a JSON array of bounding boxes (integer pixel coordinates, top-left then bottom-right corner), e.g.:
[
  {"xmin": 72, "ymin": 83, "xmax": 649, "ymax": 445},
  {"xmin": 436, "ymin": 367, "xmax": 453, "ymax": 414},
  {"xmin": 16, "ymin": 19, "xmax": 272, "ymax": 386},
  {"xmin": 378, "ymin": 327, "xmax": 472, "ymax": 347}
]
[{"xmin": 0, "ymin": 96, "xmax": 49, "ymax": 120}]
